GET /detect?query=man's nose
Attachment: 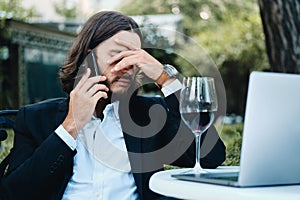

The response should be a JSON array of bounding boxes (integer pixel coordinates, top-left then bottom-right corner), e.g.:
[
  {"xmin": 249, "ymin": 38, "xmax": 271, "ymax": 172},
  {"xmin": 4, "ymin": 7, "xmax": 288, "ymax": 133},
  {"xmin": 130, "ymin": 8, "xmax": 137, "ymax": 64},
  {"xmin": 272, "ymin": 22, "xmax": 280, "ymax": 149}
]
[{"xmin": 121, "ymin": 65, "xmax": 135, "ymax": 75}]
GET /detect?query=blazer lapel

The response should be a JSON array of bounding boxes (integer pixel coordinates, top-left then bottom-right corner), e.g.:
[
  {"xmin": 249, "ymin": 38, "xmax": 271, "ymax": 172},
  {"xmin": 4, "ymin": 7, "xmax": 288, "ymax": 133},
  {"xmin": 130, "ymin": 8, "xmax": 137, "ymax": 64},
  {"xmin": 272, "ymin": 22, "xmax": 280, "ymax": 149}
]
[
  {"xmin": 122, "ymin": 130, "xmax": 143, "ymax": 198},
  {"xmin": 118, "ymin": 97, "xmax": 144, "ymax": 198}
]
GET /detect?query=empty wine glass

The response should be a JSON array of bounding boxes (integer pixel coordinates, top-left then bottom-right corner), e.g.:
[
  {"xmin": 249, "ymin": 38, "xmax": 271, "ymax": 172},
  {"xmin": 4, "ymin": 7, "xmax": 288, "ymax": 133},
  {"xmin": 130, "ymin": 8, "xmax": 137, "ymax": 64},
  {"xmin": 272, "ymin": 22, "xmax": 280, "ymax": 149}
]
[{"xmin": 180, "ymin": 77, "xmax": 218, "ymax": 174}]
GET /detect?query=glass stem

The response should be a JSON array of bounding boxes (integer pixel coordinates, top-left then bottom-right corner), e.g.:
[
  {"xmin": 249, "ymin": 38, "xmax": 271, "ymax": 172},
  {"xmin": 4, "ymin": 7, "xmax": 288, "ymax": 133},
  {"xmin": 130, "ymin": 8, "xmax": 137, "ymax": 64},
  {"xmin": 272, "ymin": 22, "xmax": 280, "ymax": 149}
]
[{"xmin": 194, "ymin": 132, "xmax": 203, "ymax": 172}]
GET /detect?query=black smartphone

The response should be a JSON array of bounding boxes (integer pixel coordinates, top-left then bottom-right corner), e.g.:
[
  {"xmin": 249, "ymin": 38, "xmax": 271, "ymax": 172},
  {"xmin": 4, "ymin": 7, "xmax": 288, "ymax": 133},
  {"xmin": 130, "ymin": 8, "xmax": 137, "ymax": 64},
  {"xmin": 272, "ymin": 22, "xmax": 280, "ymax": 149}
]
[
  {"xmin": 76, "ymin": 50, "xmax": 100, "ymax": 79},
  {"xmin": 76, "ymin": 49, "xmax": 112, "ymax": 99}
]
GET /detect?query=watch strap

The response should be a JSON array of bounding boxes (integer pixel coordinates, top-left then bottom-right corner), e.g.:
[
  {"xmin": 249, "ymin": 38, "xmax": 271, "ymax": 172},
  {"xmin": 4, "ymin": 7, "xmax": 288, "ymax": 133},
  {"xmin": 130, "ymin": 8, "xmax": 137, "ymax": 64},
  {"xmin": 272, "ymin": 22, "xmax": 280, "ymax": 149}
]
[{"xmin": 155, "ymin": 71, "xmax": 170, "ymax": 89}]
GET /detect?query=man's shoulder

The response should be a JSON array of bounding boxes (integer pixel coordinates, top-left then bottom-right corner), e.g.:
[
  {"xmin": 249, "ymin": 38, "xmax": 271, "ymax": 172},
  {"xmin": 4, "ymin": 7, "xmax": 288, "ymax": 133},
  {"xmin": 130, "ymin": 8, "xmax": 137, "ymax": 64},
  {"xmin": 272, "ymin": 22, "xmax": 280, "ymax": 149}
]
[
  {"xmin": 14, "ymin": 98, "xmax": 68, "ymax": 131},
  {"xmin": 21, "ymin": 97, "xmax": 68, "ymax": 113}
]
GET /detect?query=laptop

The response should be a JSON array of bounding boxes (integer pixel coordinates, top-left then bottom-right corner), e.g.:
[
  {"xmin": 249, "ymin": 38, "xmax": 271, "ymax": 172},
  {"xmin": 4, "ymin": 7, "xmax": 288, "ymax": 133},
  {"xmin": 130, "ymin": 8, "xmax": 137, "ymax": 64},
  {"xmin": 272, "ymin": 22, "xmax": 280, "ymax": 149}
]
[{"xmin": 172, "ymin": 71, "xmax": 300, "ymax": 187}]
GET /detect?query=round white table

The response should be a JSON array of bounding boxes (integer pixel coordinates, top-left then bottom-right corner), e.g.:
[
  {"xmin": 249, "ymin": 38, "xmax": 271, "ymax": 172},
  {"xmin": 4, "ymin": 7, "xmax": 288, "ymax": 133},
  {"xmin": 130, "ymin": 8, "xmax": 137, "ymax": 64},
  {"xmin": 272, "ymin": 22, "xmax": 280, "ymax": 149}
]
[{"xmin": 149, "ymin": 166, "xmax": 300, "ymax": 200}]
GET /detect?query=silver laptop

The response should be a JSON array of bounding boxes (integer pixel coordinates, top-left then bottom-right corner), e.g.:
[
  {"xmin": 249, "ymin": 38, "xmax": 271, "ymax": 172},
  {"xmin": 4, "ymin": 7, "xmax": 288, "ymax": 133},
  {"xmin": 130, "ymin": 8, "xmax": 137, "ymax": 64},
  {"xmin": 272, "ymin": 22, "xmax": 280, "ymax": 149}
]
[{"xmin": 172, "ymin": 71, "xmax": 300, "ymax": 187}]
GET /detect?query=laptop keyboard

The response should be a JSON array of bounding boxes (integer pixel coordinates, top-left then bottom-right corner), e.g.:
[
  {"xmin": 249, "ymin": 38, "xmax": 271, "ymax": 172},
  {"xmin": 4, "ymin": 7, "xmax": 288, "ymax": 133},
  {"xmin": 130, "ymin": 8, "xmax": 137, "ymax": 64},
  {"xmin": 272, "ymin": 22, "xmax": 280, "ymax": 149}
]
[
  {"xmin": 200, "ymin": 172, "xmax": 239, "ymax": 181},
  {"xmin": 172, "ymin": 172, "xmax": 239, "ymax": 183},
  {"xmin": 206, "ymin": 175, "xmax": 238, "ymax": 181}
]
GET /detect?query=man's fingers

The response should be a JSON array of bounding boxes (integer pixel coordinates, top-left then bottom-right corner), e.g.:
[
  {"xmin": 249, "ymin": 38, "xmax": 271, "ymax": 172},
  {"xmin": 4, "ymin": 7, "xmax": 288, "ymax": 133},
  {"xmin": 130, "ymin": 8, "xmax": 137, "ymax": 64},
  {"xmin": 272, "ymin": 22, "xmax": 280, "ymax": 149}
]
[
  {"xmin": 93, "ymin": 91, "xmax": 108, "ymax": 102},
  {"xmin": 107, "ymin": 38, "xmax": 141, "ymax": 69},
  {"xmin": 111, "ymin": 56, "xmax": 140, "ymax": 72},
  {"xmin": 75, "ymin": 68, "xmax": 91, "ymax": 90},
  {"xmin": 107, "ymin": 50, "xmax": 136, "ymax": 65},
  {"xmin": 87, "ymin": 83, "xmax": 109, "ymax": 97},
  {"xmin": 80, "ymin": 75, "xmax": 107, "ymax": 93}
]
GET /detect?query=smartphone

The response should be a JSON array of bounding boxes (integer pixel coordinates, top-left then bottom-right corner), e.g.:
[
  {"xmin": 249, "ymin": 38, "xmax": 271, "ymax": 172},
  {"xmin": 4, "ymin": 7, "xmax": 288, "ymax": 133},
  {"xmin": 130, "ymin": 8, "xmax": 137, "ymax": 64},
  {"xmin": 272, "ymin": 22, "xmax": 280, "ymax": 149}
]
[
  {"xmin": 76, "ymin": 50, "xmax": 100, "ymax": 78},
  {"xmin": 75, "ymin": 49, "xmax": 112, "ymax": 100}
]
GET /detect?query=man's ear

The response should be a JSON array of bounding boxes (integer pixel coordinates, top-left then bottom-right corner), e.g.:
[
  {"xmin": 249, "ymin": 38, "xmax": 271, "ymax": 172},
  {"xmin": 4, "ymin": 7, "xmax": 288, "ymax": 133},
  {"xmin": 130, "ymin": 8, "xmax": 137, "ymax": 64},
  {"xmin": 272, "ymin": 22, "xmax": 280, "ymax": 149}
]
[{"xmin": 87, "ymin": 49, "xmax": 92, "ymax": 53}]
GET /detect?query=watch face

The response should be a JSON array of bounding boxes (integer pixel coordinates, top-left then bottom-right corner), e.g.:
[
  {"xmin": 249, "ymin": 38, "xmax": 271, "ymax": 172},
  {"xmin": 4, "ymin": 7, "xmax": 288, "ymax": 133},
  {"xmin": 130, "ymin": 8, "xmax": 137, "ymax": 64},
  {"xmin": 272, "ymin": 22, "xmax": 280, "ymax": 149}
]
[{"xmin": 164, "ymin": 64, "xmax": 178, "ymax": 78}]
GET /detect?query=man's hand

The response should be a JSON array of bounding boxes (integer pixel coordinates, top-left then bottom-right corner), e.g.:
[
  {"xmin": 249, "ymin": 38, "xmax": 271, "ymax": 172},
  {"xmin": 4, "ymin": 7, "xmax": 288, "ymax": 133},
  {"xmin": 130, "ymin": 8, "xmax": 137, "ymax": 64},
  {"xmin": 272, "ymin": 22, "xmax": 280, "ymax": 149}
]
[
  {"xmin": 62, "ymin": 68, "xmax": 109, "ymax": 139},
  {"xmin": 107, "ymin": 39, "xmax": 164, "ymax": 81}
]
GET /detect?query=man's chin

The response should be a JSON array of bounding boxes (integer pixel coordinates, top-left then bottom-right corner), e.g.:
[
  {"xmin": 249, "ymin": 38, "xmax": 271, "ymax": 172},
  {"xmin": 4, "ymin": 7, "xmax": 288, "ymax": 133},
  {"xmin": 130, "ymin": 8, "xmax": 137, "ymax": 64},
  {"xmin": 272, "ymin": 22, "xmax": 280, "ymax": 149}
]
[
  {"xmin": 111, "ymin": 84, "xmax": 139, "ymax": 100},
  {"xmin": 111, "ymin": 83, "xmax": 130, "ymax": 92},
  {"xmin": 110, "ymin": 86, "xmax": 129, "ymax": 98}
]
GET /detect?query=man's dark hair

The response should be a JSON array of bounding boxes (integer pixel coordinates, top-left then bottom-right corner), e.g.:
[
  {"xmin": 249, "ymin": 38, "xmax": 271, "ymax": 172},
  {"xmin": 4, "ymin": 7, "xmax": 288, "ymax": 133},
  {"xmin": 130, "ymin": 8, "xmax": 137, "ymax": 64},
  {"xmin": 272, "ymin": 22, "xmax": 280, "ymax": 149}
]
[{"xmin": 59, "ymin": 11, "xmax": 142, "ymax": 94}]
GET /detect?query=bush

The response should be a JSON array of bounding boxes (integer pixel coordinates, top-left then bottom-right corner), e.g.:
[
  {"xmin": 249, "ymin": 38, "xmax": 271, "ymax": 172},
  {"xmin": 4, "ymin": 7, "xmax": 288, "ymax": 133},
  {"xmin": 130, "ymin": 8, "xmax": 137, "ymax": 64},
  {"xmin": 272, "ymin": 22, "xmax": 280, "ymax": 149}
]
[
  {"xmin": 219, "ymin": 123, "xmax": 243, "ymax": 166},
  {"xmin": 0, "ymin": 129, "xmax": 14, "ymax": 162}
]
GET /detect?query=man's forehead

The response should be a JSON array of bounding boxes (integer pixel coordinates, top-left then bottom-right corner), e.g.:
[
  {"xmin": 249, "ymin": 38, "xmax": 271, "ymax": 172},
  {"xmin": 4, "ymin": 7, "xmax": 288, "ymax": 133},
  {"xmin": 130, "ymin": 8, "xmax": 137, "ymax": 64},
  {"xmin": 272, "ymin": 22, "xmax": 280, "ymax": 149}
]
[
  {"xmin": 113, "ymin": 30, "xmax": 139, "ymax": 40},
  {"xmin": 97, "ymin": 30, "xmax": 141, "ymax": 51},
  {"xmin": 113, "ymin": 31, "xmax": 141, "ymax": 47}
]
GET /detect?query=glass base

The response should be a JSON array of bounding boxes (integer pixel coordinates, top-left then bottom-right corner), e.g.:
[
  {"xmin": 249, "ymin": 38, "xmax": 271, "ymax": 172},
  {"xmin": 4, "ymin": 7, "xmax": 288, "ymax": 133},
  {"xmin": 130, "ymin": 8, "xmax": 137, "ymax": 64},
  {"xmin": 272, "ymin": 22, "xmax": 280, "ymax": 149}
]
[{"xmin": 181, "ymin": 167, "xmax": 209, "ymax": 175}]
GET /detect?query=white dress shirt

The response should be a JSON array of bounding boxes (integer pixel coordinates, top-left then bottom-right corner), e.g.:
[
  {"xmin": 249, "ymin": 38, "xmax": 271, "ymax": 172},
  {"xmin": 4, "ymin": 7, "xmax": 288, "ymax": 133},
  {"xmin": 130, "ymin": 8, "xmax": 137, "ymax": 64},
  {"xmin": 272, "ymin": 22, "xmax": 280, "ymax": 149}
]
[{"xmin": 55, "ymin": 79, "xmax": 182, "ymax": 200}]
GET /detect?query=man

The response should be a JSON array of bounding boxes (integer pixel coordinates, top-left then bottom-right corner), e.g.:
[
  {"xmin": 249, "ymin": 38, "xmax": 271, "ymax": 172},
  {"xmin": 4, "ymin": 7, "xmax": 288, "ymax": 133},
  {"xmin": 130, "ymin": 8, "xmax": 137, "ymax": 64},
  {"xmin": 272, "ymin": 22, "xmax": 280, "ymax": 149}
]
[{"xmin": 0, "ymin": 11, "xmax": 225, "ymax": 200}]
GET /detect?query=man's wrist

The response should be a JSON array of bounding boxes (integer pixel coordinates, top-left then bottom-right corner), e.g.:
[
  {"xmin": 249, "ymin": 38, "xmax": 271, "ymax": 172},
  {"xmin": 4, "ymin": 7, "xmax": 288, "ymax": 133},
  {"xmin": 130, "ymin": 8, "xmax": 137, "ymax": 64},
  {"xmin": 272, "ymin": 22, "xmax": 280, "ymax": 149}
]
[
  {"xmin": 55, "ymin": 125, "xmax": 77, "ymax": 150},
  {"xmin": 155, "ymin": 71, "xmax": 170, "ymax": 88},
  {"xmin": 155, "ymin": 64, "xmax": 178, "ymax": 88},
  {"xmin": 62, "ymin": 119, "xmax": 78, "ymax": 139}
]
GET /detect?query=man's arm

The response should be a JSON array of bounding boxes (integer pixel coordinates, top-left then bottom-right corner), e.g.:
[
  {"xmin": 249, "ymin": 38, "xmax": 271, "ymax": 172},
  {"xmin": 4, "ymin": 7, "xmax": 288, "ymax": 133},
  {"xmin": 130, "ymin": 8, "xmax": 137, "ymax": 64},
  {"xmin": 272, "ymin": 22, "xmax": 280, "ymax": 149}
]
[{"xmin": 1, "ymin": 106, "xmax": 75, "ymax": 199}]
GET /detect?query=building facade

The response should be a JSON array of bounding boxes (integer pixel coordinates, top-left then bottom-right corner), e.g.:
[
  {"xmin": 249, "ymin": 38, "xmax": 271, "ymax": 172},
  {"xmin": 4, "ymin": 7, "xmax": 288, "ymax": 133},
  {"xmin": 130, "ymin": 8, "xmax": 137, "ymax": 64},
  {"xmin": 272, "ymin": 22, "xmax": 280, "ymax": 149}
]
[{"xmin": 0, "ymin": 19, "xmax": 75, "ymax": 109}]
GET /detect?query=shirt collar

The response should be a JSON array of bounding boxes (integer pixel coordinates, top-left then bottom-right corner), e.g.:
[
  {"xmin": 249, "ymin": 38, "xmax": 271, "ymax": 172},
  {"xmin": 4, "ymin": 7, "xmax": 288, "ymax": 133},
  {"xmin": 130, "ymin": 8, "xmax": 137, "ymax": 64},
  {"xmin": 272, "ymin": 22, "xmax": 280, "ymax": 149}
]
[
  {"xmin": 105, "ymin": 101, "xmax": 120, "ymax": 120},
  {"xmin": 92, "ymin": 101, "xmax": 120, "ymax": 121}
]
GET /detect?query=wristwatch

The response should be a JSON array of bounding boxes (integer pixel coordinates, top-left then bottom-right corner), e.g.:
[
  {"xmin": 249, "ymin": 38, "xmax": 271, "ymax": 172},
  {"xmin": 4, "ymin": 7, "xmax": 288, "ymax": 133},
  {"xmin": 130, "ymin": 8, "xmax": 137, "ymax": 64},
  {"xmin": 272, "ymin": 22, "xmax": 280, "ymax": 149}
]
[{"xmin": 155, "ymin": 64, "xmax": 179, "ymax": 88}]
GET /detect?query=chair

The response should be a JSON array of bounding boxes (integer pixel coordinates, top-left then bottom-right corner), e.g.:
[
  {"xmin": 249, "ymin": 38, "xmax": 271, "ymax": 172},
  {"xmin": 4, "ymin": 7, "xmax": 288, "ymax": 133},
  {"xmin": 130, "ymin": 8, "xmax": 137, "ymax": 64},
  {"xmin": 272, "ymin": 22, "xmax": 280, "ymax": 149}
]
[{"xmin": 0, "ymin": 110, "xmax": 18, "ymax": 177}]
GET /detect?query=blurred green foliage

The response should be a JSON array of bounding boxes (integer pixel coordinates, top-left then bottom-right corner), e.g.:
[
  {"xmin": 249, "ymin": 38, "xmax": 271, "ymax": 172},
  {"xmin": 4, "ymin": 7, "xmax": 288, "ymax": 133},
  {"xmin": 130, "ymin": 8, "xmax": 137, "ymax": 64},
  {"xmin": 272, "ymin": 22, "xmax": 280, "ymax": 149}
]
[
  {"xmin": 219, "ymin": 123, "xmax": 243, "ymax": 166},
  {"xmin": 0, "ymin": 129, "xmax": 14, "ymax": 162},
  {"xmin": 53, "ymin": 0, "xmax": 77, "ymax": 19},
  {"xmin": 120, "ymin": 0, "xmax": 269, "ymax": 115},
  {"xmin": 0, "ymin": 0, "xmax": 37, "ymax": 22}
]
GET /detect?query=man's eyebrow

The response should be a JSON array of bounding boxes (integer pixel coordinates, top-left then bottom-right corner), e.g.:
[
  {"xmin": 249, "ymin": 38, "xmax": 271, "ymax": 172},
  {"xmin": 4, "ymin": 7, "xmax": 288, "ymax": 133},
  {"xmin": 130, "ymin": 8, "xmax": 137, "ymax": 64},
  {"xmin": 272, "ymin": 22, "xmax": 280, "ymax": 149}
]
[
  {"xmin": 109, "ymin": 49, "xmax": 123, "ymax": 54},
  {"xmin": 109, "ymin": 45, "xmax": 131, "ymax": 53}
]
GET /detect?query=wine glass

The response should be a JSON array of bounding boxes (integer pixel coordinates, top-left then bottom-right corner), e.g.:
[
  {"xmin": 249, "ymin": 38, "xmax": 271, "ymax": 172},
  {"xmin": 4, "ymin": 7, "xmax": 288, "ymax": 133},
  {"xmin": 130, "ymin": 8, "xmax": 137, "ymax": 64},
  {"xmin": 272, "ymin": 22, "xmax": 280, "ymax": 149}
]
[{"xmin": 180, "ymin": 77, "xmax": 218, "ymax": 174}]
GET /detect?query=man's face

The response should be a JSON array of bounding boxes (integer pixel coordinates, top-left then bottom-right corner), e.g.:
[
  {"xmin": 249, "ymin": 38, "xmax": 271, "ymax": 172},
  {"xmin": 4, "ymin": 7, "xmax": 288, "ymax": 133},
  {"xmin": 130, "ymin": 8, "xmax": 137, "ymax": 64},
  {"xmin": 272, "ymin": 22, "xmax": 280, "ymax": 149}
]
[{"xmin": 94, "ymin": 31, "xmax": 141, "ymax": 94}]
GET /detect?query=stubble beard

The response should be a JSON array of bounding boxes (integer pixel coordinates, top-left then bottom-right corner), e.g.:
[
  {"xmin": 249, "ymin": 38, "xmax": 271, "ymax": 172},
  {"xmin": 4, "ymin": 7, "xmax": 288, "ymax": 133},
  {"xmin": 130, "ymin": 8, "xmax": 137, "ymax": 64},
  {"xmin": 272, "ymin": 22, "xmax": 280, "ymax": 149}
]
[{"xmin": 108, "ymin": 75, "xmax": 140, "ymax": 102}]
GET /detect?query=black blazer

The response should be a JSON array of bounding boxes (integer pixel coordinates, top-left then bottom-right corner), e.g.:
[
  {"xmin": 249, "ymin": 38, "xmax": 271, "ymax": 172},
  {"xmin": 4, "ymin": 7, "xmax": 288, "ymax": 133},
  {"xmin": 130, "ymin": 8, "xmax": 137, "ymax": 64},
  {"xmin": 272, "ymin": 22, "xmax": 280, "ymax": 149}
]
[{"xmin": 0, "ymin": 92, "xmax": 225, "ymax": 200}]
